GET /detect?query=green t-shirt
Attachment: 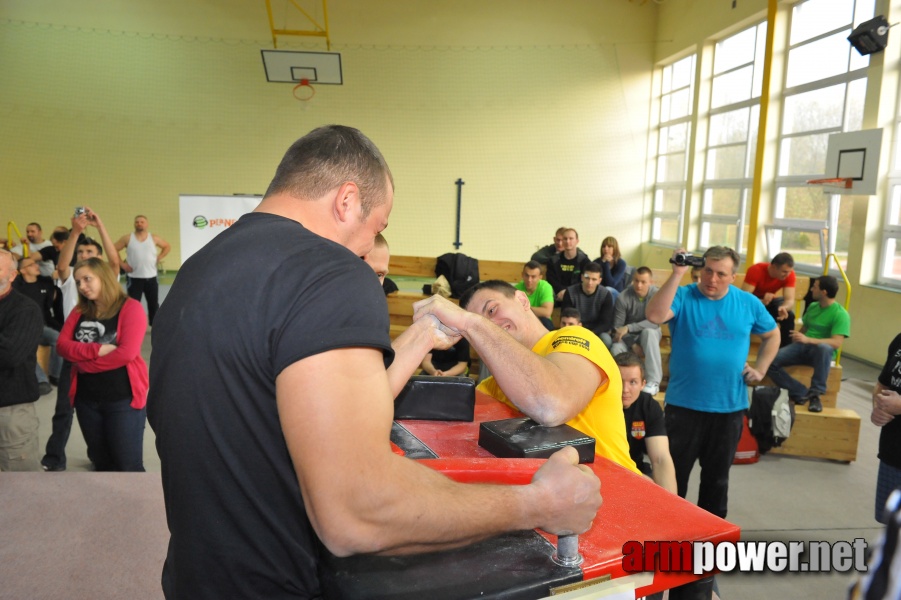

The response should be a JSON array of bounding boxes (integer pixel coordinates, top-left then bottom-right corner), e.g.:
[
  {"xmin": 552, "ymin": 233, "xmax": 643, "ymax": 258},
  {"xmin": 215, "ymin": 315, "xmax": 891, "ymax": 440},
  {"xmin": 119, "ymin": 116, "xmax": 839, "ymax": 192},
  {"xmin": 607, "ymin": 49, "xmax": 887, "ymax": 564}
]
[
  {"xmin": 803, "ymin": 301, "xmax": 851, "ymax": 359},
  {"xmin": 514, "ymin": 279, "xmax": 554, "ymax": 308}
]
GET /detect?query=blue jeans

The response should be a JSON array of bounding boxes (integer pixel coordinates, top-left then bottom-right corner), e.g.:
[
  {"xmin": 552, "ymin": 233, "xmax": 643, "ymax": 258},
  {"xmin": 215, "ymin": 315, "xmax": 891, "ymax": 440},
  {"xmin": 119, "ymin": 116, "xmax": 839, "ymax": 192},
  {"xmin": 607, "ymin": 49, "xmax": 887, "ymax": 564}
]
[
  {"xmin": 35, "ymin": 326, "xmax": 62, "ymax": 384},
  {"xmin": 42, "ymin": 361, "xmax": 73, "ymax": 470},
  {"xmin": 665, "ymin": 404, "xmax": 744, "ymax": 519},
  {"xmin": 75, "ymin": 397, "xmax": 146, "ymax": 472},
  {"xmin": 766, "ymin": 341, "xmax": 833, "ymax": 398}
]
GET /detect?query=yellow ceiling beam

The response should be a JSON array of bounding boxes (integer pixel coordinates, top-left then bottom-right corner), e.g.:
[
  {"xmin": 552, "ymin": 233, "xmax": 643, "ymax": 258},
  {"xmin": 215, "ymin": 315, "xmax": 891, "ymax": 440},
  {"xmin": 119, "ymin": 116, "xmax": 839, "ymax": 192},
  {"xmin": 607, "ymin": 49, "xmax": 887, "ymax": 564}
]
[{"xmin": 265, "ymin": 0, "xmax": 331, "ymax": 50}]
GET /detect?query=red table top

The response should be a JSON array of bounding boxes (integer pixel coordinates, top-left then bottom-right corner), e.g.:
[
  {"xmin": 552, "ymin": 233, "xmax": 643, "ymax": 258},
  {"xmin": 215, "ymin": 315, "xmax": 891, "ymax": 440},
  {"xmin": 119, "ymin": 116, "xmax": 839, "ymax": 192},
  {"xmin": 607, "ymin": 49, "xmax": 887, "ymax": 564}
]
[{"xmin": 397, "ymin": 392, "xmax": 741, "ymax": 595}]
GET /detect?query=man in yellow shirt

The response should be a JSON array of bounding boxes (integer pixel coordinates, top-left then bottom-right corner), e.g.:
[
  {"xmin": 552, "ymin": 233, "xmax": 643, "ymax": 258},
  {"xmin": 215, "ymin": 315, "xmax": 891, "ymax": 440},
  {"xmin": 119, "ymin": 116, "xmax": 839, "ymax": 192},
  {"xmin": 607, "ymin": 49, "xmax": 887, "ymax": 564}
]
[{"xmin": 414, "ymin": 280, "xmax": 639, "ymax": 473}]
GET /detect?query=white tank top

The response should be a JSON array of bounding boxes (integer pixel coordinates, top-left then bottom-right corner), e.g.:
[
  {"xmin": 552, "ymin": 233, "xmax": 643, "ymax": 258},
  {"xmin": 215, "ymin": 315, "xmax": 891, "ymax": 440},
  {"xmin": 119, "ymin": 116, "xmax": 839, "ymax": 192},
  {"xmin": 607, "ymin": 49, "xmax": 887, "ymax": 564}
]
[{"xmin": 126, "ymin": 232, "xmax": 158, "ymax": 278}]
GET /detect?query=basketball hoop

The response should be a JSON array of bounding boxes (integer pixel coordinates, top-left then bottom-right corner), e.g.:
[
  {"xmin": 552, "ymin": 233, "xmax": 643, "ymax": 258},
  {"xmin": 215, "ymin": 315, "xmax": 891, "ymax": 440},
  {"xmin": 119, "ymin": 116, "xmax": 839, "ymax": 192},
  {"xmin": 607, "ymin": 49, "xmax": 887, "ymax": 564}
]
[
  {"xmin": 292, "ymin": 78, "xmax": 315, "ymax": 102},
  {"xmin": 806, "ymin": 177, "xmax": 853, "ymax": 189}
]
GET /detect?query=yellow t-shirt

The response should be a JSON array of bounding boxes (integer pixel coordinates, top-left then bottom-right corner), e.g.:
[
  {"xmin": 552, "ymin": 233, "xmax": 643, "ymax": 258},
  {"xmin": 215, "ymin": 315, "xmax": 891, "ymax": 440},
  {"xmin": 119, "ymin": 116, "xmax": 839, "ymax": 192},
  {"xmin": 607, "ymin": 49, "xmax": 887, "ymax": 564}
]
[{"xmin": 477, "ymin": 326, "xmax": 639, "ymax": 474}]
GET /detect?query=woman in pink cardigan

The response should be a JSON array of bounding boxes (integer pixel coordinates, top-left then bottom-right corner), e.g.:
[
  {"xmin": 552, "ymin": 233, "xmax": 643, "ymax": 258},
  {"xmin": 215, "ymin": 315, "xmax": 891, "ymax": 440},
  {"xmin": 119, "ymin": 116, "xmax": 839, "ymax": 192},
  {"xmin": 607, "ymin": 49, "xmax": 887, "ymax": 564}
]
[{"xmin": 57, "ymin": 257, "xmax": 148, "ymax": 471}]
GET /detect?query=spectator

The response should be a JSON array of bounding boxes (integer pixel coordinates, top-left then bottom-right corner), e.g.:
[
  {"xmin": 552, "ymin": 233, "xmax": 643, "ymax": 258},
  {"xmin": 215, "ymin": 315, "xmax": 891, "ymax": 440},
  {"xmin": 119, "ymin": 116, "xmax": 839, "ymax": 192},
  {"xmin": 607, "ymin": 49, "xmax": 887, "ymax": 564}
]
[
  {"xmin": 57, "ymin": 257, "xmax": 148, "ymax": 471},
  {"xmin": 530, "ymin": 227, "xmax": 567, "ymax": 266},
  {"xmin": 610, "ymin": 266, "xmax": 663, "ymax": 396},
  {"xmin": 416, "ymin": 280, "xmax": 639, "ymax": 472},
  {"xmin": 514, "ymin": 260, "xmax": 554, "ymax": 330},
  {"xmin": 561, "ymin": 262, "xmax": 614, "ymax": 346},
  {"xmin": 870, "ymin": 332, "xmax": 901, "ymax": 524},
  {"xmin": 559, "ymin": 307, "xmax": 582, "ymax": 328},
  {"xmin": 0, "ymin": 249, "xmax": 44, "ymax": 471},
  {"xmin": 41, "ymin": 207, "xmax": 119, "ymax": 472},
  {"xmin": 766, "ymin": 275, "xmax": 850, "ymax": 413},
  {"xmin": 741, "ymin": 252, "xmax": 797, "ymax": 347},
  {"xmin": 594, "ymin": 236, "xmax": 629, "ymax": 293},
  {"xmin": 421, "ymin": 337, "xmax": 471, "ymax": 377},
  {"xmin": 12, "ymin": 254, "xmax": 62, "ymax": 395},
  {"xmin": 614, "ymin": 351, "xmax": 676, "ymax": 494},
  {"xmin": 546, "ymin": 228, "xmax": 590, "ymax": 302},
  {"xmin": 646, "ymin": 246, "xmax": 778, "ymax": 519},
  {"xmin": 10, "ymin": 222, "xmax": 55, "ymax": 277},
  {"xmin": 363, "ymin": 233, "xmax": 398, "ymax": 295},
  {"xmin": 115, "ymin": 215, "xmax": 170, "ymax": 326}
]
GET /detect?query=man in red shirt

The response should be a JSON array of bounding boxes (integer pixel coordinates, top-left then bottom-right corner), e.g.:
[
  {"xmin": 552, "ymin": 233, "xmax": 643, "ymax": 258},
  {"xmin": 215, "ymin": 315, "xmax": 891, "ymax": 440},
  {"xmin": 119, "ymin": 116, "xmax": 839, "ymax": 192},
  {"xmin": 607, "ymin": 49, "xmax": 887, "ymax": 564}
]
[{"xmin": 741, "ymin": 252, "xmax": 796, "ymax": 347}]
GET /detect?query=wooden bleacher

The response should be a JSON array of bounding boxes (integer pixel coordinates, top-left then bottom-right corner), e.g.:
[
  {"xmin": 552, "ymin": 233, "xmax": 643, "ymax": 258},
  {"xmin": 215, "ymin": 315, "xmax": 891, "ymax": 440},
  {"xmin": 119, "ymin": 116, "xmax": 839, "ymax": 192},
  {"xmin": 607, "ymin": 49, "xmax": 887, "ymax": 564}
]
[{"xmin": 388, "ymin": 256, "xmax": 860, "ymax": 462}]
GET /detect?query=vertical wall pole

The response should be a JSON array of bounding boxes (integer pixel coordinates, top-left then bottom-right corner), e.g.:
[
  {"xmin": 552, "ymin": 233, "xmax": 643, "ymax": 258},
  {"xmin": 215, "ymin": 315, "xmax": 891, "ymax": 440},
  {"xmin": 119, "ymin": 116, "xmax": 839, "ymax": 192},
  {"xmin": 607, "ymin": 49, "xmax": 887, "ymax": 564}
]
[{"xmin": 454, "ymin": 178, "xmax": 465, "ymax": 249}]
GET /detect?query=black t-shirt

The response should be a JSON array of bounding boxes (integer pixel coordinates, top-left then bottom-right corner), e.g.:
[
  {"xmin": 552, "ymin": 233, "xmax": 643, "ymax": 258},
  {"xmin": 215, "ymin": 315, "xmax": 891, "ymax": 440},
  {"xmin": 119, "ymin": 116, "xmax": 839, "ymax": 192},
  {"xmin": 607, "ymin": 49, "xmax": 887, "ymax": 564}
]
[
  {"xmin": 430, "ymin": 338, "xmax": 471, "ymax": 372},
  {"xmin": 12, "ymin": 275, "xmax": 62, "ymax": 329},
  {"xmin": 623, "ymin": 392, "xmax": 667, "ymax": 477},
  {"xmin": 147, "ymin": 213, "xmax": 393, "ymax": 599},
  {"xmin": 73, "ymin": 312, "xmax": 131, "ymax": 402},
  {"xmin": 878, "ymin": 333, "xmax": 901, "ymax": 468},
  {"xmin": 546, "ymin": 250, "xmax": 589, "ymax": 295}
]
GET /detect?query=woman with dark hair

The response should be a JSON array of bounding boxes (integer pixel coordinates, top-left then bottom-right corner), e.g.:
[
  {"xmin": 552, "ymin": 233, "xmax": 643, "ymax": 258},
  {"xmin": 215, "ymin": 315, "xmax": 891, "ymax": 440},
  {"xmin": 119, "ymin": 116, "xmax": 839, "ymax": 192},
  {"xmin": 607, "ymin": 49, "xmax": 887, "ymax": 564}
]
[
  {"xmin": 594, "ymin": 236, "xmax": 629, "ymax": 293},
  {"xmin": 57, "ymin": 257, "xmax": 148, "ymax": 471}
]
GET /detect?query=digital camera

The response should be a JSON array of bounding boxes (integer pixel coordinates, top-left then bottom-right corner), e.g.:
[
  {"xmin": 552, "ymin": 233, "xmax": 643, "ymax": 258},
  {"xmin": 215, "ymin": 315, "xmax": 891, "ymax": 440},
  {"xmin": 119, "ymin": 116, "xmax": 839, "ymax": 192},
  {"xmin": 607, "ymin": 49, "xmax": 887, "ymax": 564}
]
[
  {"xmin": 74, "ymin": 206, "xmax": 87, "ymax": 217},
  {"xmin": 669, "ymin": 253, "xmax": 706, "ymax": 268}
]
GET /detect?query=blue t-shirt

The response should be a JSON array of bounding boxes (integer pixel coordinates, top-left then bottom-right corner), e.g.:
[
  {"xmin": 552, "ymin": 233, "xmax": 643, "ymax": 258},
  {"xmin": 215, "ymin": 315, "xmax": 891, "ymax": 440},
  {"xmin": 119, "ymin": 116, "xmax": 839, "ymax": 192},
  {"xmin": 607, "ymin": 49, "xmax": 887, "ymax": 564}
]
[{"xmin": 665, "ymin": 284, "xmax": 776, "ymax": 413}]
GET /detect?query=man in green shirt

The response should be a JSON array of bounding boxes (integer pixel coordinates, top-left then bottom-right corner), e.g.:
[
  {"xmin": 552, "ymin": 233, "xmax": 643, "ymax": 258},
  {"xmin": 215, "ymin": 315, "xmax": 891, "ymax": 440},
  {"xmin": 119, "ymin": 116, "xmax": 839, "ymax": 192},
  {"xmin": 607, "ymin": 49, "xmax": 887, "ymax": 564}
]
[
  {"xmin": 514, "ymin": 260, "xmax": 554, "ymax": 330},
  {"xmin": 766, "ymin": 275, "xmax": 850, "ymax": 412}
]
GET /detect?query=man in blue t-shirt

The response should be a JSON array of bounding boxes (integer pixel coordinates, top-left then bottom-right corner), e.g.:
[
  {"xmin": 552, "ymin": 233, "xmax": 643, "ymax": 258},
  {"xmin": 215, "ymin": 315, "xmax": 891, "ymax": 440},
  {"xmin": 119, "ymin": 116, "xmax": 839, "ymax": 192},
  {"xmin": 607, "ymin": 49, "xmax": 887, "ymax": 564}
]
[{"xmin": 647, "ymin": 246, "xmax": 779, "ymax": 520}]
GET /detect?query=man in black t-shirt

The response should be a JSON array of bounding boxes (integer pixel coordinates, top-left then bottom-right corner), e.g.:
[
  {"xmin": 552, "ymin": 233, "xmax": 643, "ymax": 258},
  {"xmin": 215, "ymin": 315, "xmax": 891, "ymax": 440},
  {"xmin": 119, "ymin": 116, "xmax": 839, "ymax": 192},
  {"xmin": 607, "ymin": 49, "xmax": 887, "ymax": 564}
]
[
  {"xmin": 614, "ymin": 351, "xmax": 676, "ymax": 494},
  {"xmin": 147, "ymin": 126, "xmax": 601, "ymax": 600},
  {"xmin": 546, "ymin": 227, "xmax": 591, "ymax": 302},
  {"xmin": 871, "ymin": 332, "xmax": 901, "ymax": 523}
]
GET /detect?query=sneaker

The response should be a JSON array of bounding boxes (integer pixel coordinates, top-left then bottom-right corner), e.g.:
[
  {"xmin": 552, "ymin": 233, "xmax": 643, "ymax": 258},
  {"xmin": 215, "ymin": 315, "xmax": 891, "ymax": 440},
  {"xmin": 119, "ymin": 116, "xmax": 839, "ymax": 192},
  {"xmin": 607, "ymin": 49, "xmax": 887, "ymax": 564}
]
[
  {"xmin": 791, "ymin": 395, "xmax": 807, "ymax": 405},
  {"xmin": 41, "ymin": 463, "xmax": 66, "ymax": 472},
  {"xmin": 38, "ymin": 382, "xmax": 52, "ymax": 396},
  {"xmin": 642, "ymin": 383, "xmax": 660, "ymax": 396},
  {"xmin": 807, "ymin": 394, "xmax": 823, "ymax": 413},
  {"xmin": 48, "ymin": 375, "xmax": 59, "ymax": 386}
]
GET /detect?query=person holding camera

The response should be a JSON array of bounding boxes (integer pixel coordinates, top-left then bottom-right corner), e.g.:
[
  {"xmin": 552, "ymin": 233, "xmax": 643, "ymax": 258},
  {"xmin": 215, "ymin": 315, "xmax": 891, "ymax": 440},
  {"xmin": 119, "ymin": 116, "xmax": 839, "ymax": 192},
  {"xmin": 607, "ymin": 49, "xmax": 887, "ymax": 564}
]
[{"xmin": 646, "ymin": 246, "xmax": 778, "ymax": 520}]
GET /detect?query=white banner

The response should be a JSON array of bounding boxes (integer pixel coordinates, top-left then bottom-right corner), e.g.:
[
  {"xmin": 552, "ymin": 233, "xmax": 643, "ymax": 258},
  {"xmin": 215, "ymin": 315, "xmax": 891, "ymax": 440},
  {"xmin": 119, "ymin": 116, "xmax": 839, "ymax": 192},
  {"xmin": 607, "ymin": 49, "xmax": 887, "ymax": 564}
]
[{"xmin": 179, "ymin": 195, "xmax": 261, "ymax": 264}]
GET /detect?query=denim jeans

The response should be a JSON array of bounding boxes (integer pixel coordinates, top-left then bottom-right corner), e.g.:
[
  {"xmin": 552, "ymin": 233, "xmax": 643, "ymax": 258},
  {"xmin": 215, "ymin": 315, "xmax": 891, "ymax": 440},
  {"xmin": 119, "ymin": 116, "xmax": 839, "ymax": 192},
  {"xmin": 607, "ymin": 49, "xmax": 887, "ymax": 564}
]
[
  {"xmin": 35, "ymin": 326, "xmax": 62, "ymax": 384},
  {"xmin": 75, "ymin": 396, "xmax": 146, "ymax": 472},
  {"xmin": 611, "ymin": 328, "xmax": 663, "ymax": 386},
  {"xmin": 665, "ymin": 404, "xmax": 744, "ymax": 519},
  {"xmin": 42, "ymin": 361, "xmax": 73, "ymax": 470},
  {"xmin": 766, "ymin": 341, "xmax": 833, "ymax": 398}
]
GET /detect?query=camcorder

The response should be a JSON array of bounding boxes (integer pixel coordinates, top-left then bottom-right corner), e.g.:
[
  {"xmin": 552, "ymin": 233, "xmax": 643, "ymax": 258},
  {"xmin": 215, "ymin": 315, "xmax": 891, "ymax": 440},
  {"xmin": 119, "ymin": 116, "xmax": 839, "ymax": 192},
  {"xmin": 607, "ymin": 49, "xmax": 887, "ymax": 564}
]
[{"xmin": 669, "ymin": 253, "xmax": 706, "ymax": 268}]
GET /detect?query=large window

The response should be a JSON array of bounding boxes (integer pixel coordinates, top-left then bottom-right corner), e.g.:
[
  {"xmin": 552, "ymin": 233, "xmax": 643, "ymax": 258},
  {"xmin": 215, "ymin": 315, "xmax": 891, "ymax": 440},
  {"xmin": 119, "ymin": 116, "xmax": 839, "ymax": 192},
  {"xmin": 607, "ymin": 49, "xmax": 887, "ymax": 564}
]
[
  {"xmin": 700, "ymin": 23, "xmax": 767, "ymax": 254},
  {"xmin": 651, "ymin": 55, "xmax": 696, "ymax": 246},
  {"xmin": 770, "ymin": 0, "xmax": 873, "ymax": 272},
  {"xmin": 881, "ymin": 138, "xmax": 901, "ymax": 287}
]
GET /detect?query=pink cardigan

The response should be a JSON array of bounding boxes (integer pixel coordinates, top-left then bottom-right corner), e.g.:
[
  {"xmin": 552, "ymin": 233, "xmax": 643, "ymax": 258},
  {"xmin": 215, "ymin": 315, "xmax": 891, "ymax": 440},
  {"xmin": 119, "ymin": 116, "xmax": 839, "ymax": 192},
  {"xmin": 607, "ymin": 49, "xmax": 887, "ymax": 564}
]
[{"xmin": 57, "ymin": 298, "xmax": 149, "ymax": 409}]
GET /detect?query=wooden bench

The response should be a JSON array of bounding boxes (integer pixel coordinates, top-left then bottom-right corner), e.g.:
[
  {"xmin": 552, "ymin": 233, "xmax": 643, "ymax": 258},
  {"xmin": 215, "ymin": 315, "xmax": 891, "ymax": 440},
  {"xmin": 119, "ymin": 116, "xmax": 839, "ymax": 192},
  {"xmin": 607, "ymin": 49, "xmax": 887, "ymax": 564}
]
[
  {"xmin": 770, "ymin": 408, "xmax": 860, "ymax": 462},
  {"xmin": 388, "ymin": 255, "xmax": 523, "ymax": 284}
]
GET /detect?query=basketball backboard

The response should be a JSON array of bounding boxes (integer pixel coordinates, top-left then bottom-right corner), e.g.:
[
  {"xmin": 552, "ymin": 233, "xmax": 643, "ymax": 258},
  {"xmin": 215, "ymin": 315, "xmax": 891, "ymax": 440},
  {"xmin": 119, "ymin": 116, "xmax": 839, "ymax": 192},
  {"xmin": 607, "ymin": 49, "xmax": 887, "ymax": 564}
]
[
  {"xmin": 817, "ymin": 128, "xmax": 883, "ymax": 195},
  {"xmin": 261, "ymin": 50, "xmax": 343, "ymax": 84}
]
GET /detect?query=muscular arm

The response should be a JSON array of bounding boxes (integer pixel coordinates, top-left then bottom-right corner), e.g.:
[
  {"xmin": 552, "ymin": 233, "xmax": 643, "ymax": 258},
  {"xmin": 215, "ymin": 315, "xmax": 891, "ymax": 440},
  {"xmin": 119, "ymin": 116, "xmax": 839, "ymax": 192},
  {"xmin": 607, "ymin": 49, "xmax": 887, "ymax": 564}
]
[
  {"xmin": 153, "ymin": 234, "xmax": 171, "ymax": 262},
  {"xmin": 386, "ymin": 316, "xmax": 460, "ymax": 397},
  {"xmin": 744, "ymin": 326, "xmax": 780, "ymax": 382},
  {"xmin": 531, "ymin": 301, "xmax": 554, "ymax": 319},
  {"xmin": 413, "ymin": 296, "xmax": 602, "ymax": 426},
  {"xmin": 645, "ymin": 269, "xmax": 685, "ymax": 324},
  {"xmin": 91, "ymin": 212, "xmax": 120, "ymax": 277},
  {"xmin": 791, "ymin": 330, "xmax": 845, "ymax": 350},
  {"xmin": 56, "ymin": 215, "xmax": 88, "ymax": 282},
  {"xmin": 276, "ymin": 347, "xmax": 601, "ymax": 556},
  {"xmin": 644, "ymin": 436, "xmax": 677, "ymax": 495}
]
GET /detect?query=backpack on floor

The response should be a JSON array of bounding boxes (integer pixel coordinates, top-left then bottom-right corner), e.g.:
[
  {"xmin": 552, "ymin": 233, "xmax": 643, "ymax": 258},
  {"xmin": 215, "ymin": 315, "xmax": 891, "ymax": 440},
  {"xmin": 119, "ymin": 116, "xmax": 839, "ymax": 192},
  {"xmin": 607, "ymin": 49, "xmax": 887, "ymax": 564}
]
[{"xmin": 748, "ymin": 385, "xmax": 796, "ymax": 454}]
